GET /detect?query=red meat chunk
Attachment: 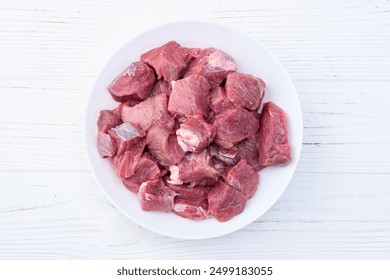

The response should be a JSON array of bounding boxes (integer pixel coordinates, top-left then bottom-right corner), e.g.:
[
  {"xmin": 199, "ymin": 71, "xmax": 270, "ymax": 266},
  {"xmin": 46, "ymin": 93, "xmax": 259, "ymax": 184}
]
[
  {"xmin": 108, "ymin": 122, "xmax": 145, "ymax": 156},
  {"xmin": 108, "ymin": 61, "xmax": 156, "ymax": 102},
  {"xmin": 208, "ymin": 180, "xmax": 247, "ymax": 222},
  {"xmin": 110, "ymin": 140, "xmax": 145, "ymax": 179},
  {"xmin": 97, "ymin": 110, "xmax": 122, "ymax": 133},
  {"xmin": 176, "ymin": 115, "xmax": 216, "ymax": 153},
  {"xmin": 172, "ymin": 204, "xmax": 208, "ymax": 220},
  {"xmin": 168, "ymin": 74, "xmax": 211, "ymax": 118},
  {"xmin": 226, "ymin": 159, "xmax": 259, "ymax": 199},
  {"xmin": 149, "ymin": 79, "xmax": 171, "ymax": 97},
  {"xmin": 168, "ymin": 150, "xmax": 220, "ymax": 187},
  {"xmin": 122, "ymin": 153, "xmax": 161, "ymax": 193},
  {"xmin": 235, "ymin": 133, "xmax": 261, "ymax": 171},
  {"xmin": 121, "ymin": 94, "xmax": 170, "ymax": 132},
  {"xmin": 225, "ymin": 72, "xmax": 265, "ymax": 111},
  {"xmin": 209, "ymin": 86, "xmax": 234, "ymax": 114},
  {"xmin": 184, "ymin": 48, "xmax": 237, "ymax": 87},
  {"xmin": 138, "ymin": 179, "xmax": 177, "ymax": 212},
  {"xmin": 213, "ymin": 107, "xmax": 259, "ymax": 149},
  {"xmin": 141, "ymin": 41, "xmax": 193, "ymax": 82},
  {"xmin": 97, "ymin": 131, "xmax": 117, "ymax": 158},
  {"xmin": 146, "ymin": 123, "xmax": 185, "ymax": 166},
  {"xmin": 258, "ymin": 102, "xmax": 291, "ymax": 166},
  {"xmin": 96, "ymin": 41, "xmax": 293, "ymax": 221}
]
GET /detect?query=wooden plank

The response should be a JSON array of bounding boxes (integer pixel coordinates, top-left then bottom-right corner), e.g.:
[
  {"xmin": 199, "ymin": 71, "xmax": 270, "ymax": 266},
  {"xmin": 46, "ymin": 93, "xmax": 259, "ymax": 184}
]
[{"xmin": 0, "ymin": 173, "xmax": 389, "ymax": 259}]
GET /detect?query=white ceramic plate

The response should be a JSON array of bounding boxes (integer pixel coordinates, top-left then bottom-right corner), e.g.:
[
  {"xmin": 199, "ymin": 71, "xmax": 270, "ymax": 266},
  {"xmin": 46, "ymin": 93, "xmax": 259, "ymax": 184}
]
[{"xmin": 84, "ymin": 21, "xmax": 302, "ymax": 239}]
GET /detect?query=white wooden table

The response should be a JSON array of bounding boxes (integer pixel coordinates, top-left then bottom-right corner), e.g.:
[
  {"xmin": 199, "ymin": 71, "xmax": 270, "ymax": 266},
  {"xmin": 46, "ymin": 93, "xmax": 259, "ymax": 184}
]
[{"xmin": 1, "ymin": 0, "xmax": 389, "ymax": 259}]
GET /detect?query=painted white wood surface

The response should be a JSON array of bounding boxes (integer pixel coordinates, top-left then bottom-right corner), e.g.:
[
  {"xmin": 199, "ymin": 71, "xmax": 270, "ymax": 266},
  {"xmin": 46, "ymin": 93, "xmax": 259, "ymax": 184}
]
[{"xmin": 0, "ymin": 0, "xmax": 389, "ymax": 259}]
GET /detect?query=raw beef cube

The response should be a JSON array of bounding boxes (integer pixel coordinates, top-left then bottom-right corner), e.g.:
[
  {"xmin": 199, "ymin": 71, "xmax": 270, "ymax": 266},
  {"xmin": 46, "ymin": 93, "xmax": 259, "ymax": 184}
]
[
  {"xmin": 173, "ymin": 204, "xmax": 208, "ymax": 220},
  {"xmin": 235, "ymin": 133, "xmax": 261, "ymax": 171},
  {"xmin": 226, "ymin": 159, "xmax": 259, "ymax": 198},
  {"xmin": 176, "ymin": 115, "xmax": 216, "ymax": 153},
  {"xmin": 225, "ymin": 72, "xmax": 265, "ymax": 111},
  {"xmin": 122, "ymin": 153, "xmax": 161, "ymax": 193},
  {"xmin": 111, "ymin": 140, "xmax": 145, "ymax": 179},
  {"xmin": 258, "ymin": 102, "xmax": 291, "ymax": 166},
  {"xmin": 97, "ymin": 110, "xmax": 122, "ymax": 133},
  {"xmin": 166, "ymin": 182, "xmax": 211, "ymax": 206},
  {"xmin": 121, "ymin": 94, "xmax": 170, "ymax": 132},
  {"xmin": 209, "ymin": 86, "xmax": 233, "ymax": 114},
  {"xmin": 141, "ymin": 41, "xmax": 192, "ymax": 82},
  {"xmin": 108, "ymin": 122, "xmax": 145, "ymax": 156},
  {"xmin": 138, "ymin": 179, "xmax": 176, "ymax": 212},
  {"xmin": 108, "ymin": 61, "xmax": 156, "ymax": 102},
  {"xmin": 97, "ymin": 131, "xmax": 117, "ymax": 158},
  {"xmin": 146, "ymin": 123, "xmax": 185, "ymax": 166},
  {"xmin": 149, "ymin": 79, "xmax": 171, "ymax": 97},
  {"xmin": 184, "ymin": 48, "xmax": 237, "ymax": 87},
  {"xmin": 168, "ymin": 74, "xmax": 211, "ymax": 118},
  {"xmin": 169, "ymin": 150, "xmax": 219, "ymax": 187},
  {"xmin": 213, "ymin": 107, "xmax": 259, "ymax": 149},
  {"xmin": 208, "ymin": 180, "xmax": 247, "ymax": 222}
]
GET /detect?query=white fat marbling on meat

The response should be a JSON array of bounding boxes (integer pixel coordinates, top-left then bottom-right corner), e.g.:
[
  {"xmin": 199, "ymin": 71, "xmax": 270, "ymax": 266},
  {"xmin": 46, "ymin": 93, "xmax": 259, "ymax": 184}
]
[
  {"xmin": 176, "ymin": 128, "xmax": 200, "ymax": 152},
  {"xmin": 168, "ymin": 165, "xmax": 183, "ymax": 185},
  {"xmin": 208, "ymin": 51, "xmax": 237, "ymax": 71}
]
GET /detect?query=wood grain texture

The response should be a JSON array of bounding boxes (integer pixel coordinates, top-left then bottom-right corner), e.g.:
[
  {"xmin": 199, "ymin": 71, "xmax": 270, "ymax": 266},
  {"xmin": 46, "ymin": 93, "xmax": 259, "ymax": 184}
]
[{"xmin": 0, "ymin": 0, "xmax": 389, "ymax": 259}]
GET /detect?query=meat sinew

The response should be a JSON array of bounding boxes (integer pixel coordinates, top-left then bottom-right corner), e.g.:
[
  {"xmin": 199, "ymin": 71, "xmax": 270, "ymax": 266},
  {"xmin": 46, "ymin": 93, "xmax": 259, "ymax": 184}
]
[
  {"xmin": 172, "ymin": 204, "xmax": 208, "ymax": 220},
  {"xmin": 108, "ymin": 61, "xmax": 156, "ymax": 102},
  {"xmin": 168, "ymin": 74, "xmax": 211, "ymax": 118},
  {"xmin": 176, "ymin": 115, "xmax": 216, "ymax": 153},
  {"xmin": 168, "ymin": 150, "xmax": 219, "ymax": 187},
  {"xmin": 138, "ymin": 179, "xmax": 177, "ymax": 212},
  {"xmin": 108, "ymin": 122, "xmax": 145, "ymax": 156},
  {"xmin": 121, "ymin": 94, "xmax": 170, "ymax": 132},
  {"xmin": 226, "ymin": 159, "xmax": 259, "ymax": 199},
  {"xmin": 213, "ymin": 107, "xmax": 259, "ymax": 149},
  {"xmin": 141, "ymin": 41, "xmax": 193, "ymax": 82},
  {"xmin": 184, "ymin": 48, "xmax": 237, "ymax": 87},
  {"xmin": 97, "ymin": 131, "xmax": 117, "ymax": 158},
  {"xmin": 110, "ymin": 140, "xmax": 145, "ymax": 179},
  {"xmin": 208, "ymin": 144, "xmax": 238, "ymax": 167},
  {"xmin": 258, "ymin": 102, "xmax": 291, "ymax": 166},
  {"xmin": 225, "ymin": 72, "xmax": 265, "ymax": 111},
  {"xmin": 208, "ymin": 180, "xmax": 247, "ymax": 222}
]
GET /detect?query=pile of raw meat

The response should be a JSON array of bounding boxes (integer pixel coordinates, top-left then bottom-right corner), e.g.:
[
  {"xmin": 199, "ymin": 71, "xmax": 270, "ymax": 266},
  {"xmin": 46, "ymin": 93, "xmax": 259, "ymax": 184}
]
[{"xmin": 97, "ymin": 41, "xmax": 291, "ymax": 222}]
